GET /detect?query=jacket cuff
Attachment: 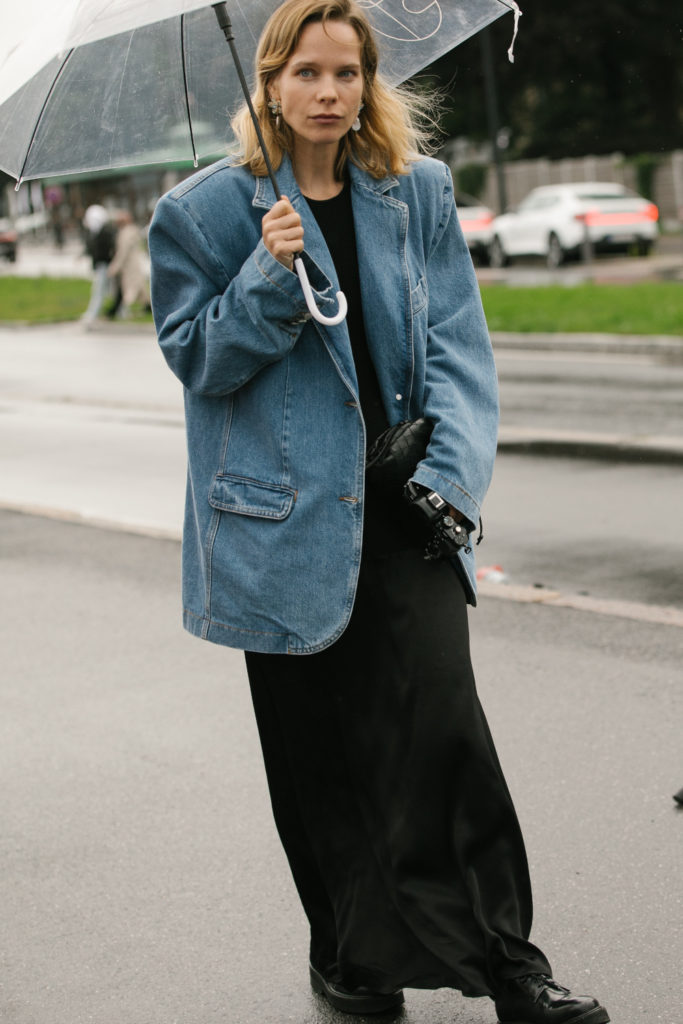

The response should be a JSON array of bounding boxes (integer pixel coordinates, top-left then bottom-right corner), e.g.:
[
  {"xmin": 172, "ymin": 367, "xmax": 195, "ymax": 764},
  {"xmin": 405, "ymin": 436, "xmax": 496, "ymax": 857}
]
[
  {"xmin": 250, "ymin": 240, "xmax": 339, "ymax": 319},
  {"xmin": 409, "ymin": 464, "xmax": 481, "ymax": 529}
]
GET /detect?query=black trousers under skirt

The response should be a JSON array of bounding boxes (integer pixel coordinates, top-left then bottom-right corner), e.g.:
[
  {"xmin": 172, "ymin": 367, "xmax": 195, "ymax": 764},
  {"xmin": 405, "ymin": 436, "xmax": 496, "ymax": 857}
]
[{"xmin": 245, "ymin": 492, "xmax": 551, "ymax": 998}]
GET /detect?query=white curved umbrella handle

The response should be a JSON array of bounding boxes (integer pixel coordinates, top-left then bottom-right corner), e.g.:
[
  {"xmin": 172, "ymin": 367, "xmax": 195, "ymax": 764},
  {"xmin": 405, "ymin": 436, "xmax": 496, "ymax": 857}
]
[{"xmin": 294, "ymin": 256, "xmax": 347, "ymax": 326}]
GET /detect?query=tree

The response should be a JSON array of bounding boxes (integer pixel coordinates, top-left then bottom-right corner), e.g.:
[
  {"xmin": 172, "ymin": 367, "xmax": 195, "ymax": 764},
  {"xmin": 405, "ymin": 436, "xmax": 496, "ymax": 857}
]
[{"xmin": 422, "ymin": 0, "xmax": 682, "ymax": 158}]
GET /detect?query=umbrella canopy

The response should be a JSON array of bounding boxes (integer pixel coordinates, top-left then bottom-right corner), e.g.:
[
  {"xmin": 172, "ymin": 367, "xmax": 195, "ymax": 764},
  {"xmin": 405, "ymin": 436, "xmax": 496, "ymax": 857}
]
[{"xmin": 0, "ymin": 0, "xmax": 520, "ymax": 184}]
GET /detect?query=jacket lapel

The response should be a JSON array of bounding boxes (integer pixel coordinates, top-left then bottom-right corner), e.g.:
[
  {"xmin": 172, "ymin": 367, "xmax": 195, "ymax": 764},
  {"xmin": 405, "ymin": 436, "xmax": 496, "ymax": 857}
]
[
  {"xmin": 349, "ymin": 164, "xmax": 412, "ymax": 420},
  {"xmin": 251, "ymin": 157, "xmax": 411, "ymax": 411},
  {"xmin": 253, "ymin": 157, "xmax": 359, "ymax": 391}
]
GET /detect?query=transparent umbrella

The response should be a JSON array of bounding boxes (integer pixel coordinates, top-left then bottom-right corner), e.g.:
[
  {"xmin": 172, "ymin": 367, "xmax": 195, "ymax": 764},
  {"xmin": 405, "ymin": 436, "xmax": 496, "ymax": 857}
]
[
  {"xmin": 0, "ymin": 0, "xmax": 520, "ymax": 184},
  {"xmin": 0, "ymin": 0, "xmax": 520, "ymax": 323}
]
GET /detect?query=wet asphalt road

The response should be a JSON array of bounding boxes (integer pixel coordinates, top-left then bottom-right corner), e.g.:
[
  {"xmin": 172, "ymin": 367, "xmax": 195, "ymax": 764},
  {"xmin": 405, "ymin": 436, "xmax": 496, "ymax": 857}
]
[
  {"xmin": 1, "ymin": 274, "xmax": 683, "ymax": 1021},
  {"xmin": 484, "ymin": 453, "xmax": 683, "ymax": 608},
  {"xmin": 1, "ymin": 509, "xmax": 682, "ymax": 1024}
]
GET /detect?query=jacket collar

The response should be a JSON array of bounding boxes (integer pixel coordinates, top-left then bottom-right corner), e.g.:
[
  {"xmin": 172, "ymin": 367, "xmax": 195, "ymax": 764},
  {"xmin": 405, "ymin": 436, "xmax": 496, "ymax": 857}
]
[{"xmin": 348, "ymin": 160, "xmax": 398, "ymax": 196}]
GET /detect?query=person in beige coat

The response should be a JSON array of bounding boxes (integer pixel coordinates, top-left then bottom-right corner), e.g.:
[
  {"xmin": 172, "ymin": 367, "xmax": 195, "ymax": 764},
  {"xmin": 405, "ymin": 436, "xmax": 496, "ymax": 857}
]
[{"xmin": 108, "ymin": 210, "xmax": 150, "ymax": 317}]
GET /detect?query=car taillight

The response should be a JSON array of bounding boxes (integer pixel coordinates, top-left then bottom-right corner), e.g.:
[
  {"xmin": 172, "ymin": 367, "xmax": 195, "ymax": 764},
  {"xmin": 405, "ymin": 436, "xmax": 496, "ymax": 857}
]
[
  {"xmin": 460, "ymin": 214, "xmax": 494, "ymax": 229},
  {"xmin": 574, "ymin": 207, "xmax": 599, "ymax": 225},
  {"xmin": 576, "ymin": 203, "xmax": 659, "ymax": 225}
]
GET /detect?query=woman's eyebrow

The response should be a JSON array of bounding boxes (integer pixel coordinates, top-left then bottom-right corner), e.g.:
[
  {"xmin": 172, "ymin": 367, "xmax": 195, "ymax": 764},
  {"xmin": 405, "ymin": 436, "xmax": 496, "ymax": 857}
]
[{"xmin": 289, "ymin": 59, "xmax": 361, "ymax": 71}]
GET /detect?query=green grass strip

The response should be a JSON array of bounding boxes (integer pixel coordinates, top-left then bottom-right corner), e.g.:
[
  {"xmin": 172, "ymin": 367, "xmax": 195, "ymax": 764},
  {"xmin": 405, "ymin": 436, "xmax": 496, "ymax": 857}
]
[
  {"xmin": 0, "ymin": 276, "xmax": 681, "ymax": 336},
  {"xmin": 0, "ymin": 276, "xmax": 91, "ymax": 323},
  {"xmin": 480, "ymin": 282, "xmax": 683, "ymax": 336},
  {"xmin": 0, "ymin": 276, "xmax": 153, "ymax": 324}
]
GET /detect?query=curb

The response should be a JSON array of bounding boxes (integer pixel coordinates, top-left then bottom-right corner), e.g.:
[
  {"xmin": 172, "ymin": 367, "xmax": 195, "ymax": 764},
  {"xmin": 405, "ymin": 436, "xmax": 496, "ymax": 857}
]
[
  {"xmin": 477, "ymin": 579, "xmax": 683, "ymax": 629},
  {"xmin": 491, "ymin": 331, "xmax": 683, "ymax": 358},
  {"xmin": 497, "ymin": 428, "xmax": 683, "ymax": 465},
  {"xmin": 0, "ymin": 500, "xmax": 182, "ymax": 543}
]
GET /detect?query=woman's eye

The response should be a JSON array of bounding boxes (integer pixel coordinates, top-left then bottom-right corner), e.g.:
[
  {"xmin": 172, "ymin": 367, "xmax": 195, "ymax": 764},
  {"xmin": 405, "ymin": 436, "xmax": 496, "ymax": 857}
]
[
  {"xmin": 339, "ymin": 70, "xmax": 357, "ymax": 79},
  {"xmin": 298, "ymin": 68, "xmax": 314, "ymax": 78}
]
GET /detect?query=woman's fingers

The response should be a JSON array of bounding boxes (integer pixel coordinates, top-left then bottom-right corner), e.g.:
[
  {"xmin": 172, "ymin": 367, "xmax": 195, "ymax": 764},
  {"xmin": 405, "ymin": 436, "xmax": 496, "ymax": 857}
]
[{"xmin": 262, "ymin": 197, "xmax": 304, "ymax": 268}]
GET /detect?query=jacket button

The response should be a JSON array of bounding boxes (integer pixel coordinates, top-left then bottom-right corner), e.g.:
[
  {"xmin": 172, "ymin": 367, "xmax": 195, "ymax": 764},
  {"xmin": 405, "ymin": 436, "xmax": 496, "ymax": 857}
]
[{"xmin": 396, "ymin": 393, "xmax": 403, "ymax": 401}]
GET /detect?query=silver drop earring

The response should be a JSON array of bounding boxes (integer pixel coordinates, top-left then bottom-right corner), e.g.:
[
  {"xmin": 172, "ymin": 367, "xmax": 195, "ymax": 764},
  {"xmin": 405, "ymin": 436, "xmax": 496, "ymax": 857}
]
[
  {"xmin": 268, "ymin": 98, "xmax": 282, "ymax": 130},
  {"xmin": 351, "ymin": 103, "xmax": 364, "ymax": 132}
]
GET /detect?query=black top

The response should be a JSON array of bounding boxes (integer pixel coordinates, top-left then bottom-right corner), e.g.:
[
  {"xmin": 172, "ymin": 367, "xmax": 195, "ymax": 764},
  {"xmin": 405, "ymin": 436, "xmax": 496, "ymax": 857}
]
[
  {"xmin": 306, "ymin": 181, "xmax": 423, "ymax": 555},
  {"xmin": 305, "ymin": 181, "xmax": 389, "ymax": 447}
]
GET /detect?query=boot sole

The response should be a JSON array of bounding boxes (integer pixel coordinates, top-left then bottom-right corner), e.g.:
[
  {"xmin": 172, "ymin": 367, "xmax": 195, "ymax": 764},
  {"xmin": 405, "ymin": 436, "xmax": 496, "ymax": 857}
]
[
  {"xmin": 498, "ymin": 1006, "xmax": 610, "ymax": 1024},
  {"xmin": 309, "ymin": 963, "xmax": 405, "ymax": 1015}
]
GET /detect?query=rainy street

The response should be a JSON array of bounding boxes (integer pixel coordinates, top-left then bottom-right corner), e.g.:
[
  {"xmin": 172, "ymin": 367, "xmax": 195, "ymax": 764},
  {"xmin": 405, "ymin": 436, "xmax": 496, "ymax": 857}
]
[
  {"xmin": 1, "ymin": 320, "xmax": 682, "ymax": 1022},
  {"xmin": 2, "ymin": 0, "xmax": 682, "ymax": 1018}
]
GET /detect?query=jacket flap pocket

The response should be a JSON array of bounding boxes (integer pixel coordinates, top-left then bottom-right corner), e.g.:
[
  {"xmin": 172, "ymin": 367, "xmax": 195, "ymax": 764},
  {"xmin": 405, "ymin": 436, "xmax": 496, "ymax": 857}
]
[{"xmin": 209, "ymin": 474, "xmax": 296, "ymax": 519}]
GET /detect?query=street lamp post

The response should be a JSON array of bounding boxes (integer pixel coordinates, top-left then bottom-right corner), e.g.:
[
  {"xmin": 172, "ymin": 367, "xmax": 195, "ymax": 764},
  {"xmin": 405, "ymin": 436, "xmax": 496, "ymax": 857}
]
[{"xmin": 479, "ymin": 26, "xmax": 508, "ymax": 214}]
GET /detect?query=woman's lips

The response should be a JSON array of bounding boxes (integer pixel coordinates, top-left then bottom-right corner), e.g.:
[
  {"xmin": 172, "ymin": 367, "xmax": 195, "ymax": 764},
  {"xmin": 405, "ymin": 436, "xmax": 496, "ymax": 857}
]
[{"xmin": 311, "ymin": 115, "xmax": 342, "ymax": 123}]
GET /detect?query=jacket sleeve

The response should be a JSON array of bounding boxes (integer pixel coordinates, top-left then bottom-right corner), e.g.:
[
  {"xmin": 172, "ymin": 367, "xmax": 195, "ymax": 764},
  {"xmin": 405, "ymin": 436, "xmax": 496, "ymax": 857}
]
[
  {"xmin": 148, "ymin": 191, "xmax": 332, "ymax": 396},
  {"xmin": 410, "ymin": 165, "xmax": 499, "ymax": 528}
]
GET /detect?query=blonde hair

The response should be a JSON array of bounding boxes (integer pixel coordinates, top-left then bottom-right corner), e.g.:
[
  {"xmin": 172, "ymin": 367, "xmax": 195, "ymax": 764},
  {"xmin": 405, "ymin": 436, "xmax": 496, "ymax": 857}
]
[{"xmin": 231, "ymin": 0, "xmax": 440, "ymax": 179}]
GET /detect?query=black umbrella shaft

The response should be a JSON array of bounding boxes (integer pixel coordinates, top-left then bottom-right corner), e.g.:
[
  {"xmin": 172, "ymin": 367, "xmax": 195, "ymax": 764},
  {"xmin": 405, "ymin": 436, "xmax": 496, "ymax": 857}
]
[{"xmin": 212, "ymin": 2, "xmax": 282, "ymax": 201}]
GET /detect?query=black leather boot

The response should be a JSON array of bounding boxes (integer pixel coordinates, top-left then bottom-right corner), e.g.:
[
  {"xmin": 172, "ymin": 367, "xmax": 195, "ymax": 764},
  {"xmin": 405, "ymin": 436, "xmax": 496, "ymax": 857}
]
[
  {"xmin": 495, "ymin": 973, "xmax": 609, "ymax": 1024},
  {"xmin": 309, "ymin": 963, "xmax": 404, "ymax": 1015}
]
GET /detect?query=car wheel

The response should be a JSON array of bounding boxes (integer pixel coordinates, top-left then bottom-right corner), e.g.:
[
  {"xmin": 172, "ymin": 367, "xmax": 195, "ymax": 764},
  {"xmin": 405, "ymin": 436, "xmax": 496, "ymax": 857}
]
[
  {"xmin": 546, "ymin": 233, "xmax": 564, "ymax": 269},
  {"xmin": 489, "ymin": 236, "xmax": 508, "ymax": 269},
  {"xmin": 635, "ymin": 239, "xmax": 652, "ymax": 257}
]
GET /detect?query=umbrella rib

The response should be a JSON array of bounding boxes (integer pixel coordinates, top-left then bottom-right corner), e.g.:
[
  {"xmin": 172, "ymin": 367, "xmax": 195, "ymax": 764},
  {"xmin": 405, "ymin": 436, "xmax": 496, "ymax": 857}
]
[
  {"xmin": 16, "ymin": 48, "xmax": 75, "ymax": 188},
  {"xmin": 180, "ymin": 13, "xmax": 199, "ymax": 168}
]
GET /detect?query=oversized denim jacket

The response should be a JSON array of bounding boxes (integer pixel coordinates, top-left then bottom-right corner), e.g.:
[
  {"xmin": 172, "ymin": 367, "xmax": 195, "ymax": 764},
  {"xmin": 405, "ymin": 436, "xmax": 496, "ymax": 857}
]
[{"xmin": 149, "ymin": 155, "xmax": 499, "ymax": 654}]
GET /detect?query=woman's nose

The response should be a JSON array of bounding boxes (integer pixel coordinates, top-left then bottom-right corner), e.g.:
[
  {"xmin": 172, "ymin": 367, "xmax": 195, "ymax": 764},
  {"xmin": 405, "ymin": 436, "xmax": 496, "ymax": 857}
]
[{"xmin": 316, "ymin": 76, "xmax": 338, "ymax": 101}]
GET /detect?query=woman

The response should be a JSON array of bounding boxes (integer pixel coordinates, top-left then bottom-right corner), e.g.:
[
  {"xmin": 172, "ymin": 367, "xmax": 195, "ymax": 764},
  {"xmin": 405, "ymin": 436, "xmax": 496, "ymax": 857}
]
[
  {"xmin": 107, "ymin": 210, "xmax": 150, "ymax": 319},
  {"xmin": 148, "ymin": 2, "xmax": 609, "ymax": 1021}
]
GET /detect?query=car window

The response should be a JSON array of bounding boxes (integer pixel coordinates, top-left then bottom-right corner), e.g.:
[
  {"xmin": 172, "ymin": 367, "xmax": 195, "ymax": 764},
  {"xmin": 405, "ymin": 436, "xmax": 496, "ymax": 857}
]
[
  {"xmin": 518, "ymin": 194, "xmax": 560, "ymax": 211},
  {"xmin": 577, "ymin": 191, "xmax": 628, "ymax": 201}
]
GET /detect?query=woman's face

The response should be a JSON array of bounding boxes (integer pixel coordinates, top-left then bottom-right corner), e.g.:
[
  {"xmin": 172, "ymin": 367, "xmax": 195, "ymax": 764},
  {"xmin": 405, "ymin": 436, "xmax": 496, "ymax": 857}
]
[{"xmin": 270, "ymin": 19, "xmax": 364, "ymax": 151}]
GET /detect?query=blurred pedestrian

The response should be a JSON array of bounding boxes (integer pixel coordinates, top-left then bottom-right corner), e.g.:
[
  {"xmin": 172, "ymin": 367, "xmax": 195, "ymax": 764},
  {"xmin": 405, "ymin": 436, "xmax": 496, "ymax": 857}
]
[
  {"xmin": 45, "ymin": 185, "xmax": 66, "ymax": 248},
  {"xmin": 148, "ymin": 3, "xmax": 609, "ymax": 1023},
  {"xmin": 107, "ymin": 210, "xmax": 150, "ymax": 319},
  {"xmin": 50, "ymin": 204, "xmax": 65, "ymax": 248},
  {"xmin": 81, "ymin": 204, "xmax": 115, "ymax": 325}
]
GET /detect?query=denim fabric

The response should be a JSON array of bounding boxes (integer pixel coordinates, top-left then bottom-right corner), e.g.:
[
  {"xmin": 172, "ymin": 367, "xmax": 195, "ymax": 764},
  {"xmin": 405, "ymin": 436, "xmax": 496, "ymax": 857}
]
[{"xmin": 149, "ymin": 155, "xmax": 499, "ymax": 653}]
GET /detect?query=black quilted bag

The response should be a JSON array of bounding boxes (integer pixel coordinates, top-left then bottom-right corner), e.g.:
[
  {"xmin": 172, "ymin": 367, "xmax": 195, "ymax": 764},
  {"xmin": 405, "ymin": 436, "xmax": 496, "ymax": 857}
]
[{"xmin": 365, "ymin": 417, "xmax": 433, "ymax": 492}]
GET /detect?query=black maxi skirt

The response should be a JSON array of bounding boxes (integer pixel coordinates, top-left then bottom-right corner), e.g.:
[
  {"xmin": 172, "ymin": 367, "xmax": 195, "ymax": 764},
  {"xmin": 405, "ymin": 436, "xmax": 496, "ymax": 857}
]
[{"xmin": 245, "ymin": 486, "xmax": 551, "ymax": 998}]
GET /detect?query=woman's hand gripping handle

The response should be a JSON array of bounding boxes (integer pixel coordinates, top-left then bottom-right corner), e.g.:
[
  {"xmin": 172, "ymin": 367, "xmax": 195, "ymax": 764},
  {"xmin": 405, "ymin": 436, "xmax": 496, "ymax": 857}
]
[
  {"xmin": 262, "ymin": 197, "xmax": 304, "ymax": 272},
  {"xmin": 261, "ymin": 197, "xmax": 347, "ymax": 326}
]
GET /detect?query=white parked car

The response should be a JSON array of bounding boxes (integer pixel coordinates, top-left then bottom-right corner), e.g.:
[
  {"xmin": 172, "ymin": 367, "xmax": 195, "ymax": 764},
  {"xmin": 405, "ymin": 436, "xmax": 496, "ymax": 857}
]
[
  {"xmin": 455, "ymin": 193, "xmax": 495, "ymax": 264},
  {"xmin": 489, "ymin": 182, "xmax": 659, "ymax": 269}
]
